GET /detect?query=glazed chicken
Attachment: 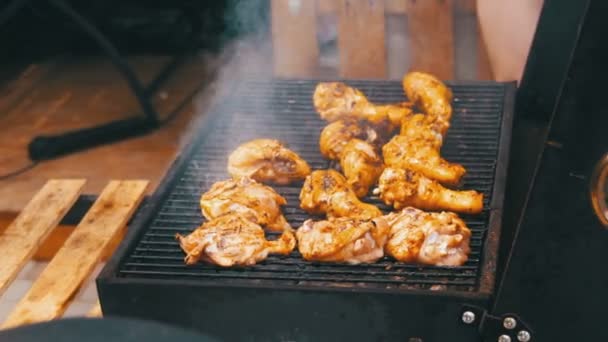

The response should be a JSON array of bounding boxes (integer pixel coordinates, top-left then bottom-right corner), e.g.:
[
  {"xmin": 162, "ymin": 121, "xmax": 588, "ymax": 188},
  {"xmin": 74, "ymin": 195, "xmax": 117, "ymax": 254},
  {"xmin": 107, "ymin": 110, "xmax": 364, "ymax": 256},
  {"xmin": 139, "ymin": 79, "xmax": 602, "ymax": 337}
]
[
  {"xmin": 402, "ymin": 71, "xmax": 453, "ymax": 124},
  {"xmin": 176, "ymin": 213, "xmax": 296, "ymax": 267},
  {"xmin": 299, "ymin": 169, "xmax": 382, "ymax": 220},
  {"xmin": 319, "ymin": 119, "xmax": 388, "ymax": 160},
  {"xmin": 383, "ymin": 135, "xmax": 466, "ymax": 185},
  {"xmin": 227, "ymin": 139, "xmax": 311, "ymax": 185},
  {"xmin": 399, "ymin": 113, "xmax": 448, "ymax": 148},
  {"xmin": 374, "ymin": 167, "xmax": 483, "ymax": 214},
  {"xmin": 199, "ymin": 177, "xmax": 291, "ymax": 232},
  {"xmin": 383, "ymin": 207, "xmax": 471, "ymax": 266},
  {"xmin": 296, "ymin": 217, "xmax": 389, "ymax": 264},
  {"xmin": 340, "ymin": 139, "xmax": 384, "ymax": 198},
  {"xmin": 313, "ymin": 82, "xmax": 413, "ymax": 131}
]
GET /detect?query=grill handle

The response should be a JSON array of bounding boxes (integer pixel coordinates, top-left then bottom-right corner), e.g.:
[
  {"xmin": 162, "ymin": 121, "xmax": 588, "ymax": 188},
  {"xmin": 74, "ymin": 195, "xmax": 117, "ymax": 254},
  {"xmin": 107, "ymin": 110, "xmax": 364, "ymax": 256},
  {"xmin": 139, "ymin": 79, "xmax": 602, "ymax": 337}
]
[{"xmin": 28, "ymin": 117, "xmax": 159, "ymax": 161}]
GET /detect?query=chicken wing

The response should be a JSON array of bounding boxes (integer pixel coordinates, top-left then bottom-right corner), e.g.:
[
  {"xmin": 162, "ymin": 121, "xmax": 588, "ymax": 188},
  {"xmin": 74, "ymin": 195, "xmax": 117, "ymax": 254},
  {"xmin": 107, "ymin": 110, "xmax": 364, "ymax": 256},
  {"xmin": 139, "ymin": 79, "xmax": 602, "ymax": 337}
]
[
  {"xmin": 319, "ymin": 119, "xmax": 388, "ymax": 160},
  {"xmin": 313, "ymin": 82, "xmax": 412, "ymax": 130},
  {"xmin": 296, "ymin": 217, "xmax": 390, "ymax": 264},
  {"xmin": 402, "ymin": 71, "xmax": 453, "ymax": 123},
  {"xmin": 176, "ymin": 213, "xmax": 296, "ymax": 267},
  {"xmin": 340, "ymin": 139, "xmax": 384, "ymax": 198},
  {"xmin": 382, "ymin": 135, "xmax": 465, "ymax": 185},
  {"xmin": 199, "ymin": 177, "xmax": 291, "ymax": 232},
  {"xmin": 374, "ymin": 167, "xmax": 483, "ymax": 214},
  {"xmin": 227, "ymin": 139, "xmax": 311, "ymax": 185},
  {"xmin": 383, "ymin": 207, "xmax": 471, "ymax": 266},
  {"xmin": 299, "ymin": 169, "xmax": 382, "ymax": 220}
]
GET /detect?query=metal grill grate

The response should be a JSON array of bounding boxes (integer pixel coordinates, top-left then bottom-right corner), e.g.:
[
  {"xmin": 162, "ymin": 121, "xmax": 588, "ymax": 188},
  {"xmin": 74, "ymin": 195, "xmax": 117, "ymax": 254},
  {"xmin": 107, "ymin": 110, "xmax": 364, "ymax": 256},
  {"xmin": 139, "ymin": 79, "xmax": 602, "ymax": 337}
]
[{"xmin": 117, "ymin": 79, "xmax": 507, "ymax": 291}]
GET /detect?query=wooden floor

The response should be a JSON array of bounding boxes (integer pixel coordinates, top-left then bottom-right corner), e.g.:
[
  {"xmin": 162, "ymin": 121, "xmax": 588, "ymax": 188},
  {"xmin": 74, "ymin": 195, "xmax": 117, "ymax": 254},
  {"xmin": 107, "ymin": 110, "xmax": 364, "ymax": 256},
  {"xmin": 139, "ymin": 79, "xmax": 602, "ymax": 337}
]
[{"xmin": 0, "ymin": 54, "xmax": 214, "ymax": 213}]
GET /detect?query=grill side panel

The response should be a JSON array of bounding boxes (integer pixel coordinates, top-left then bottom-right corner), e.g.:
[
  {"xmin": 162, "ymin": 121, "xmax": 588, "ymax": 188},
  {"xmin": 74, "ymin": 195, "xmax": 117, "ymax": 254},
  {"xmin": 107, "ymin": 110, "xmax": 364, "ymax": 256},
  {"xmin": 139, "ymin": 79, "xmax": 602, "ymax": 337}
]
[{"xmin": 113, "ymin": 79, "xmax": 508, "ymax": 292}]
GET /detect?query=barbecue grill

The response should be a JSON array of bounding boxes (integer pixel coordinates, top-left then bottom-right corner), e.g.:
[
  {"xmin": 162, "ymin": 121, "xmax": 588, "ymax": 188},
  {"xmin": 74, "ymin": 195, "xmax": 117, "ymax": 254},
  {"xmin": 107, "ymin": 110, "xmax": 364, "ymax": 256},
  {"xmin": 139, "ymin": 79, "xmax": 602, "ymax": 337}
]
[
  {"xmin": 96, "ymin": 76, "xmax": 514, "ymax": 341},
  {"xmin": 98, "ymin": 1, "xmax": 608, "ymax": 341}
]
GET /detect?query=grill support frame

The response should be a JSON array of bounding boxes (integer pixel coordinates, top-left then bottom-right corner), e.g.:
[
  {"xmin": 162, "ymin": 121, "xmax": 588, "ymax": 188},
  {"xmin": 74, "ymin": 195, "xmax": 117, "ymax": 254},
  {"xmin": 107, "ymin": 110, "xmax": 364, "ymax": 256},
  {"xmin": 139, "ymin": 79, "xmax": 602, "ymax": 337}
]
[{"xmin": 98, "ymin": 78, "xmax": 516, "ymax": 341}]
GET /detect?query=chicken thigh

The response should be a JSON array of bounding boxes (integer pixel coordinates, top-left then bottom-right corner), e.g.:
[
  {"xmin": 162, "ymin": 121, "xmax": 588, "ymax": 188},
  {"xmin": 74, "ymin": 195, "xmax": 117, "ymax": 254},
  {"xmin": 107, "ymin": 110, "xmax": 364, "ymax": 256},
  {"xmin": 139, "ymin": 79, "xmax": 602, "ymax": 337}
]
[
  {"xmin": 200, "ymin": 177, "xmax": 291, "ymax": 232},
  {"xmin": 383, "ymin": 207, "xmax": 471, "ymax": 266},
  {"xmin": 176, "ymin": 213, "xmax": 296, "ymax": 267},
  {"xmin": 227, "ymin": 139, "xmax": 311, "ymax": 185},
  {"xmin": 296, "ymin": 216, "xmax": 390, "ymax": 264}
]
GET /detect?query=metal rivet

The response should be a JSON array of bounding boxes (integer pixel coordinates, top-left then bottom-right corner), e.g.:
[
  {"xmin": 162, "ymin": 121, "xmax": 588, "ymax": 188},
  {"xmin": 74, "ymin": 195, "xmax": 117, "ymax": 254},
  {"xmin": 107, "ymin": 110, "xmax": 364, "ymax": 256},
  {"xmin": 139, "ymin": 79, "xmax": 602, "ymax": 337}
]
[
  {"xmin": 498, "ymin": 335, "xmax": 512, "ymax": 342},
  {"xmin": 462, "ymin": 311, "xmax": 475, "ymax": 324},
  {"xmin": 517, "ymin": 330, "xmax": 531, "ymax": 342},
  {"xmin": 503, "ymin": 317, "xmax": 517, "ymax": 330}
]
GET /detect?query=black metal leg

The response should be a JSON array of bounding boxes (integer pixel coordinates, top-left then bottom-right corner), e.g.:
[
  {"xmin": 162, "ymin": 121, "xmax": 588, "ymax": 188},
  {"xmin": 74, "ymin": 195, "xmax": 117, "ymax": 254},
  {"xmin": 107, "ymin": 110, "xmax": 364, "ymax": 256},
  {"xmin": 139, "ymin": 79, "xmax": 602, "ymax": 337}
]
[
  {"xmin": 49, "ymin": 0, "xmax": 160, "ymax": 124},
  {"xmin": 144, "ymin": 8, "xmax": 203, "ymax": 97},
  {"xmin": 18, "ymin": 0, "xmax": 207, "ymax": 161}
]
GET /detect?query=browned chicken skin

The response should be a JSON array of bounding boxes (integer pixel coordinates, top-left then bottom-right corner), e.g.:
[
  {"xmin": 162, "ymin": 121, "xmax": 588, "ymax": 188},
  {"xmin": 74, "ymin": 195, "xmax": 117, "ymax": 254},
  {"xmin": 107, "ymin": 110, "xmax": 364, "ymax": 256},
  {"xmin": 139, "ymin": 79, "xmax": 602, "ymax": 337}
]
[
  {"xmin": 399, "ymin": 113, "xmax": 447, "ymax": 148},
  {"xmin": 313, "ymin": 82, "xmax": 412, "ymax": 130},
  {"xmin": 227, "ymin": 139, "xmax": 311, "ymax": 185},
  {"xmin": 383, "ymin": 135, "xmax": 466, "ymax": 185},
  {"xmin": 296, "ymin": 217, "xmax": 390, "ymax": 264},
  {"xmin": 299, "ymin": 169, "xmax": 382, "ymax": 220},
  {"xmin": 375, "ymin": 167, "xmax": 483, "ymax": 214},
  {"xmin": 199, "ymin": 177, "xmax": 291, "ymax": 232},
  {"xmin": 319, "ymin": 119, "xmax": 388, "ymax": 160},
  {"xmin": 176, "ymin": 213, "xmax": 296, "ymax": 267},
  {"xmin": 383, "ymin": 207, "xmax": 471, "ymax": 266},
  {"xmin": 340, "ymin": 139, "xmax": 384, "ymax": 197},
  {"xmin": 402, "ymin": 71, "xmax": 453, "ymax": 124}
]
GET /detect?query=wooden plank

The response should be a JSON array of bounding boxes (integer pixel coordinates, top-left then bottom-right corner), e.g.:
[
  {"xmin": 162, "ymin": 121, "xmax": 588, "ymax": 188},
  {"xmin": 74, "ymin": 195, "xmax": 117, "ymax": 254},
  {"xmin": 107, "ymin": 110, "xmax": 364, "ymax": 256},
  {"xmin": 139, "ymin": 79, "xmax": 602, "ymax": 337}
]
[
  {"xmin": 406, "ymin": 0, "xmax": 455, "ymax": 79},
  {"xmin": 385, "ymin": 0, "xmax": 407, "ymax": 14},
  {"xmin": 454, "ymin": 0, "xmax": 476, "ymax": 14},
  {"xmin": 322, "ymin": 0, "xmax": 409, "ymax": 14},
  {"xmin": 315, "ymin": 0, "xmax": 477, "ymax": 15},
  {"xmin": 271, "ymin": 0, "xmax": 319, "ymax": 77},
  {"xmin": 337, "ymin": 0, "xmax": 387, "ymax": 78},
  {"xmin": 31, "ymin": 224, "xmax": 125, "ymax": 262},
  {"xmin": 87, "ymin": 301, "xmax": 102, "ymax": 318},
  {"xmin": 0, "ymin": 180, "xmax": 85, "ymax": 297},
  {"xmin": 317, "ymin": 0, "xmax": 338, "ymax": 14},
  {"xmin": 477, "ymin": 21, "xmax": 494, "ymax": 80},
  {"xmin": 2, "ymin": 180, "xmax": 148, "ymax": 329}
]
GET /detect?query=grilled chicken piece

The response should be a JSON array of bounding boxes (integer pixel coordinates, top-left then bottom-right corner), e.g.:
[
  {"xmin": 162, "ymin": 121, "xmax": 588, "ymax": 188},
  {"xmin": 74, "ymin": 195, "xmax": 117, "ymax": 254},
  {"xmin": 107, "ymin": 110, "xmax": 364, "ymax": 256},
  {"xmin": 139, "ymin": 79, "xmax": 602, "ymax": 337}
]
[
  {"xmin": 299, "ymin": 169, "xmax": 382, "ymax": 220},
  {"xmin": 227, "ymin": 139, "xmax": 311, "ymax": 185},
  {"xmin": 383, "ymin": 135, "xmax": 466, "ymax": 185},
  {"xmin": 319, "ymin": 119, "xmax": 388, "ymax": 160},
  {"xmin": 176, "ymin": 213, "xmax": 296, "ymax": 267},
  {"xmin": 313, "ymin": 82, "xmax": 413, "ymax": 130},
  {"xmin": 296, "ymin": 217, "xmax": 390, "ymax": 264},
  {"xmin": 340, "ymin": 139, "xmax": 384, "ymax": 197},
  {"xmin": 199, "ymin": 177, "xmax": 291, "ymax": 232},
  {"xmin": 375, "ymin": 167, "xmax": 483, "ymax": 214},
  {"xmin": 399, "ymin": 113, "xmax": 448, "ymax": 148},
  {"xmin": 383, "ymin": 207, "xmax": 471, "ymax": 266},
  {"xmin": 402, "ymin": 71, "xmax": 453, "ymax": 124}
]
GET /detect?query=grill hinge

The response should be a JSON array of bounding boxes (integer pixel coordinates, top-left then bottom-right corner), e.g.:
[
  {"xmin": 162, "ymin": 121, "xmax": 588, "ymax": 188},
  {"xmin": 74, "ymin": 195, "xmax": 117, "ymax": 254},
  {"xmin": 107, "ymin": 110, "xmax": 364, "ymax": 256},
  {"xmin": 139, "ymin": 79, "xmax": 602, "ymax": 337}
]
[{"xmin": 459, "ymin": 305, "xmax": 533, "ymax": 342}]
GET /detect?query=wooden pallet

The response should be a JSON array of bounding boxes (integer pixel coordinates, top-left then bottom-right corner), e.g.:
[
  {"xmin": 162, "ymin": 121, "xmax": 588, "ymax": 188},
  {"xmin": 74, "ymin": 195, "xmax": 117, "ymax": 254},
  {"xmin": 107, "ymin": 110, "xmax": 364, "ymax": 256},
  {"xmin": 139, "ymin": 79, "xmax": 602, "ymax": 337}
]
[
  {"xmin": 271, "ymin": 0, "xmax": 492, "ymax": 80},
  {"xmin": 0, "ymin": 179, "xmax": 149, "ymax": 330}
]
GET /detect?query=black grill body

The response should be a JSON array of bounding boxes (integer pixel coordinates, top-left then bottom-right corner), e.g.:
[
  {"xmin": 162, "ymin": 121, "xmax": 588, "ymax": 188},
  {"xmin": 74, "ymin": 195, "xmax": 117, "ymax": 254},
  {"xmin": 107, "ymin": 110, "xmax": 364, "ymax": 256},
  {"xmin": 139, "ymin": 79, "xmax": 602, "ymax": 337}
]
[{"xmin": 98, "ymin": 79, "xmax": 515, "ymax": 342}]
